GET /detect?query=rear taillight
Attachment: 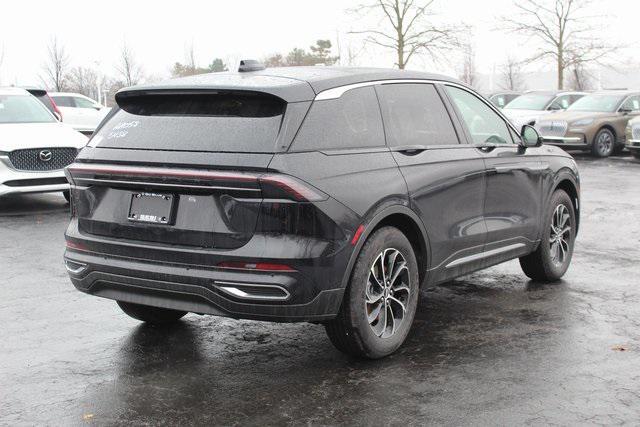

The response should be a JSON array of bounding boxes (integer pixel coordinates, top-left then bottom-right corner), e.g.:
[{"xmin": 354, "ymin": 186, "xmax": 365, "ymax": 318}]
[
  {"xmin": 65, "ymin": 240, "xmax": 87, "ymax": 251},
  {"xmin": 66, "ymin": 164, "xmax": 328, "ymax": 202},
  {"xmin": 217, "ymin": 261, "xmax": 296, "ymax": 272},
  {"xmin": 259, "ymin": 174, "xmax": 327, "ymax": 202}
]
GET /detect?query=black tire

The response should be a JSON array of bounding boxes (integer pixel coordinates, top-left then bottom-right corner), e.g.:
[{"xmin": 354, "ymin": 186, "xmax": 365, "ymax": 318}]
[
  {"xmin": 117, "ymin": 301, "xmax": 187, "ymax": 324},
  {"xmin": 325, "ymin": 226, "xmax": 419, "ymax": 359},
  {"xmin": 62, "ymin": 190, "xmax": 70, "ymax": 203},
  {"xmin": 591, "ymin": 128, "xmax": 615, "ymax": 158},
  {"xmin": 519, "ymin": 190, "xmax": 576, "ymax": 282}
]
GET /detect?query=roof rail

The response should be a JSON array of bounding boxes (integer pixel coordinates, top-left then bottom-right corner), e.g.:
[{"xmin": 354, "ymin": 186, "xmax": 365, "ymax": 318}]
[{"xmin": 238, "ymin": 60, "xmax": 266, "ymax": 72}]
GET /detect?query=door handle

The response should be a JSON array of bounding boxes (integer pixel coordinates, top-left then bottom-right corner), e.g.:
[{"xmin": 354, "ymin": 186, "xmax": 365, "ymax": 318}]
[
  {"xmin": 393, "ymin": 145, "xmax": 429, "ymax": 155},
  {"xmin": 473, "ymin": 143, "xmax": 497, "ymax": 153}
]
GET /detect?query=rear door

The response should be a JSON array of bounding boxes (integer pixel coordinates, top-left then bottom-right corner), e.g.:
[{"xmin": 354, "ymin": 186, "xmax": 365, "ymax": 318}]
[
  {"xmin": 375, "ymin": 82, "xmax": 487, "ymax": 283},
  {"xmin": 52, "ymin": 96, "xmax": 81, "ymax": 127},
  {"xmin": 443, "ymin": 85, "xmax": 545, "ymax": 257}
]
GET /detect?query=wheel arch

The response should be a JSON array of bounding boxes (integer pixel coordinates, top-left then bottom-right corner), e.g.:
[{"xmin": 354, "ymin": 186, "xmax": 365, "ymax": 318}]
[
  {"xmin": 341, "ymin": 206, "xmax": 431, "ymax": 289},
  {"xmin": 553, "ymin": 175, "xmax": 580, "ymax": 235}
]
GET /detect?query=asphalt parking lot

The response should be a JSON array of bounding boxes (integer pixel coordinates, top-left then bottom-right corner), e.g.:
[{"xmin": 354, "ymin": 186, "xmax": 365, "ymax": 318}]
[{"xmin": 2, "ymin": 154, "xmax": 640, "ymax": 425}]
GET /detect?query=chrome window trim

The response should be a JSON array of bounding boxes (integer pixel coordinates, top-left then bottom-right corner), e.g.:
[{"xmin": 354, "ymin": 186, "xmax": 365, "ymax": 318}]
[{"xmin": 314, "ymin": 79, "xmax": 522, "ymax": 136}]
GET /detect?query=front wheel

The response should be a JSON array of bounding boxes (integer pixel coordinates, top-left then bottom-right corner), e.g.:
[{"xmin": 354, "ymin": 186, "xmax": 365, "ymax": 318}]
[
  {"xmin": 591, "ymin": 128, "xmax": 615, "ymax": 157},
  {"xmin": 325, "ymin": 226, "xmax": 419, "ymax": 359},
  {"xmin": 117, "ymin": 301, "xmax": 187, "ymax": 324},
  {"xmin": 519, "ymin": 189, "xmax": 576, "ymax": 281}
]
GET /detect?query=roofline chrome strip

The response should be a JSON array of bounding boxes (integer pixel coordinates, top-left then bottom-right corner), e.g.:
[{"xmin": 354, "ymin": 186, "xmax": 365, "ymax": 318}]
[{"xmin": 314, "ymin": 79, "xmax": 522, "ymax": 135}]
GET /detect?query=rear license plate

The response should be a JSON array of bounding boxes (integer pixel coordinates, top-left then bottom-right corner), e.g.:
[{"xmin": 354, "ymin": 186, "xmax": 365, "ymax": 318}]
[{"xmin": 128, "ymin": 192, "xmax": 176, "ymax": 225}]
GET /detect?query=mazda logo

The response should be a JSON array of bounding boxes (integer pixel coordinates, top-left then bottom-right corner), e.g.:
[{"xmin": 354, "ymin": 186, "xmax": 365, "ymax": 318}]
[{"xmin": 39, "ymin": 150, "xmax": 52, "ymax": 162}]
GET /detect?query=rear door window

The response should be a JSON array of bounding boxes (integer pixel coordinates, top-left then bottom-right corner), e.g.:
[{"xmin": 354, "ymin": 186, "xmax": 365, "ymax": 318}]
[
  {"xmin": 92, "ymin": 91, "xmax": 287, "ymax": 153},
  {"xmin": 376, "ymin": 83, "xmax": 459, "ymax": 147},
  {"xmin": 291, "ymin": 86, "xmax": 385, "ymax": 151}
]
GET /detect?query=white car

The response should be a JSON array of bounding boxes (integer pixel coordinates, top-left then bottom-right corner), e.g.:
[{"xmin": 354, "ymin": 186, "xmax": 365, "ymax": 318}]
[
  {"xmin": 50, "ymin": 92, "xmax": 111, "ymax": 135},
  {"xmin": 503, "ymin": 91, "xmax": 586, "ymax": 131},
  {"xmin": 0, "ymin": 88, "xmax": 88, "ymax": 199}
]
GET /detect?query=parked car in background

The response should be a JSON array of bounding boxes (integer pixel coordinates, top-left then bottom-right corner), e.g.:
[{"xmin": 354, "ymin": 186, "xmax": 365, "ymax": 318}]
[
  {"xmin": 503, "ymin": 90, "xmax": 586, "ymax": 131},
  {"xmin": 0, "ymin": 88, "xmax": 87, "ymax": 200},
  {"xmin": 488, "ymin": 91, "xmax": 521, "ymax": 109},
  {"xmin": 535, "ymin": 91, "xmax": 640, "ymax": 157},
  {"xmin": 64, "ymin": 65, "xmax": 580, "ymax": 359},
  {"xmin": 22, "ymin": 87, "xmax": 63, "ymax": 121},
  {"xmin": 625, "ymin": 116, "xmax": 640, "ymax": 159},
  {"xmin": 50, "ymin": 92, "xmax": 110, "ymax": 135}
]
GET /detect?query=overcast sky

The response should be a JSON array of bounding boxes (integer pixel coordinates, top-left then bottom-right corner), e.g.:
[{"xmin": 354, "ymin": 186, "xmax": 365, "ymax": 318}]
[{"xmin": 1, "ymin": 0, "xmax": 638, "ymax": 87}]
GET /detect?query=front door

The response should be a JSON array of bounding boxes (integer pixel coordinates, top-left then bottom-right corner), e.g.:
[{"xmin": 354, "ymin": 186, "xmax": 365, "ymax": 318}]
[
  {"xmin": 375, "ymin": 83, "xmax": 487, "ymax": 283},
  {"xmin": 443, "ymin": 85, "xmax": 544, "ymax": 258}
]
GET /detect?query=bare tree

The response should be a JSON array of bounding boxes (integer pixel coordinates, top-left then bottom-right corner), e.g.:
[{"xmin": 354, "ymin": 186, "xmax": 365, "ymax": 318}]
[
  {"xmin": 504, "ymin": 0, "xmax": 617, "ymax": 90},
  {"xmin": 115, "ymin": 43, "xmax": 143, "ymax": 87},
  {"xmin": 349, "ymin": 0, "xmax": 460, "ymax": 69},
  {"xmin": 566, "ymin": 62, "xmax": 594, "ymax": 90},
  {"xmin": 459, "ymin": 40, "xmax": 477, "ymax": 87},
  {"xmin": 67, "ymin": 67, "xmax": 100, "ymax": 99},
  {"xmin": 42, "ymin": 37, "xmax": 70, "ymax": 91},
  {"xmin": 500, "ymin": 55, "xmax": 526, "ymax": 91}
]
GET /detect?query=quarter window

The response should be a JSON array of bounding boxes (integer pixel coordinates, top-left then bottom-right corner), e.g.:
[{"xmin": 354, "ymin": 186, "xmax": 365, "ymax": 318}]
[
  {"xmin": 292, "ymin": 86, "xmax": 385, "ymax": 151},
  {"xmin": 376, "ymin": 83, "xmax": 459, "ymax": 147},
  {"xmin": 445, "ymin": 86, "xmax": 513, "ymax": 145}
]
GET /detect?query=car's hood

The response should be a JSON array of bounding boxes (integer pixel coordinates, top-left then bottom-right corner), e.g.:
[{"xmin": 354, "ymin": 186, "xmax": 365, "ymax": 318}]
[
  {"xmin": 536, "ymin": 111, "xmax": 612, "ymax": 123},
  {"xmin": 0, "ymin": 123, "xmax": 88, "ymax": 152}
]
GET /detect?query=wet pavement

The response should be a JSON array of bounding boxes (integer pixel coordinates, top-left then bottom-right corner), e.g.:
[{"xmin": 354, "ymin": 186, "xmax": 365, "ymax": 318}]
[{"xmin": 1, "ymin": 154, "xmax": 640, "ymax": 425}]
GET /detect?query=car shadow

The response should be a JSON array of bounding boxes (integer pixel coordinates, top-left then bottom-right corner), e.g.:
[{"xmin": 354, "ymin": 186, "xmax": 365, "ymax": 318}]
[
  {"xmin": 0, "ymin": 193, "xmax": 68, "ymax": 216},
  {"xmin": 79, "ymin": 271, "xmax": 573, "ymax": 424}
]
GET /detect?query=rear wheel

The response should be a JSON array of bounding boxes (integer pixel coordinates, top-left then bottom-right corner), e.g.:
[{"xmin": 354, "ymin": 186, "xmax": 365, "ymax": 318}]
[
  {"xmin": 519, "ymin": 190, "xmax": 575, "ymax": 281},
  {"xmin": 117, "ymin": 301, "xmax": 187, "ymax": 324},
  {"xmin": 591, "ymin": 128, "xmax": 615, "ymax": 157},
  {"xmin": 325, "ymin": 226, "xmax": 419, "ymax": 359}
]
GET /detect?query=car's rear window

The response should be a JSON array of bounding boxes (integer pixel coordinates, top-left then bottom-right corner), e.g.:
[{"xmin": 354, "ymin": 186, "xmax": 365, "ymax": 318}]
[{"xmin": 92, "ymin": 91, "xmax": 286, "ymax": 153}]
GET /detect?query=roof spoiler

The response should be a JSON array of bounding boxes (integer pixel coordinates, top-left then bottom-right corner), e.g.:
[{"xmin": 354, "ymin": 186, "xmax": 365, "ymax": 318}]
[{"xmin": 238, "ymin": 60, "xmax": 265, "ymax": 72}]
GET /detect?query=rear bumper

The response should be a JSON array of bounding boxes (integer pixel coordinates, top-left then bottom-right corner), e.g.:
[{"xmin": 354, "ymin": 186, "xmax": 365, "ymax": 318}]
[
  {"xmin": 0, "ymin": 156, "xmax": 69, "ymax": 196},
  {"xmin": 64, "ymin": 249, "xmax": 344, "ymax": 322}
]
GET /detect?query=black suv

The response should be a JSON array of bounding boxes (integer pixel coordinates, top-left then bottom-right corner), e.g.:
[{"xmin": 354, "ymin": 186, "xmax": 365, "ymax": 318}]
[{"xmin": 64, "ymin": 65, "xmax": 580, "ymax": 358}]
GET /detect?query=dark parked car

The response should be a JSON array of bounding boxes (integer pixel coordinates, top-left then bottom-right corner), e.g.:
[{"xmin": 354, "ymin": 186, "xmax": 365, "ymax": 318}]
[
  {"xmin": 22, "ymin": 87, "xmax": 63, "ymax": 121},
  {"xmin": 64, "ymin": 65, "xmax": 580, "ymax": 358}
]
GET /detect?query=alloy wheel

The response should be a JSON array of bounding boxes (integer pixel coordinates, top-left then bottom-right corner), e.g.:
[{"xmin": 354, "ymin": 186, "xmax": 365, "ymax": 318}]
[
  {"xmin": 597, "ymin": 132, "xmax": 613, "ymax": 155},
  {"xmin": 549, "ymin": 204, "xmax": 571, "ymax": 266},
  {"xmin": 365, "ymin": 248, "xmax": 411, "ymax": 339}
]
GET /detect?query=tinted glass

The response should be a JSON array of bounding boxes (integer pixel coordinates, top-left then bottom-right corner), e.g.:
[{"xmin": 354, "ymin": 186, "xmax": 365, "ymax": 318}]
[
  {"xmin": 505, "ymin": 94, "xmax": 554, "ymax": 110},
  {"xmin": 548, "ymin": 95, "xmax": 571, "ymax": 110},
  {"xmin": 292, "ymin": 86, "xmax": 384, "ymax": 151},
  {"xmin": 446, "ymin": 86, "xmax": 513, "ymax": 145},
  {"xmin": 93, "ymin": 92, "xmax": 287, "ymax": 153},
  {"xmin": 620, "ymin": 96, "xmax": 640, "ymax": 112},
  {"xmin": 0, "ymin": 95, "xmax": 56, "ymax": 124},
  {"xmin": 376, "ymin": 83, "xmax": 458, "ymax": 146},
  {"xmin": 567, "ymin": 95, "xmax": 625, "ymax": 112},
  {"xmin": 52, "ymin": 96, "xmax": 74, "ymax": 107}
]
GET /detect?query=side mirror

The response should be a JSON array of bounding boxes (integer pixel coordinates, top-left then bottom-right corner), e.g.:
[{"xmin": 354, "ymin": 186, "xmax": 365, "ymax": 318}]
[
  {"xmin": 620, "ymin": 108, "xmax": 631, "ymax": 115},
  {"xmin": 521, "ymin": 125, "xmax": 542, "ymax": 148}
]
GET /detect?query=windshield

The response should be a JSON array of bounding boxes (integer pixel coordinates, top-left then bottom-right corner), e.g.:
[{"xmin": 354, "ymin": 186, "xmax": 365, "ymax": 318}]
[
  {"xmin": 567, "ymin": 95, "xmax": 624, "ymax": 112},
  {"xmin": 0, "ymin": 94, "xmax": 56, "ymax": 124},
  {"xmin": 505, "ymin": 94, "xmax": 554, "ymax": 110}
]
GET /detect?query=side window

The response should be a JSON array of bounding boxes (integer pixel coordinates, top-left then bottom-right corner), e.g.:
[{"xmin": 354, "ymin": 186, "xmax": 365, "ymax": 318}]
[
  {"xmin": 445, "ymin": 86, "xmax": 513, "ymax": 145},
  {"xmin": 74, "ymin": 97, "xmax": 96, "ymax": 109},
  {"xmin": 570, "ymin": 94, "xmax": 584, "ymax": 104},
  {"xmin": 52, "ymin": 96, "xmax": 74, "ymax": 107},
  {"xmin": 376, "ymin": 83, "xmax": 459, "ymax": 147},
  {"xmin": 621, "ymin": 96, "xmax": 640, "ymax": 112},
  {"xmin": 549, "ymin": 95, "xmax": 571, "ymax": 110},
  {"xmin": 292, "ymin": 86, "xmax": 384, "ymax": 151}
]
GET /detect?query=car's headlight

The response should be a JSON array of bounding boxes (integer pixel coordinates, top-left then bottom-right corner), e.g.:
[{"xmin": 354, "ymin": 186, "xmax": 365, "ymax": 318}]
[{"xmin": 570, "ymin": 118, "xmax": 594, "ymax": 127}]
